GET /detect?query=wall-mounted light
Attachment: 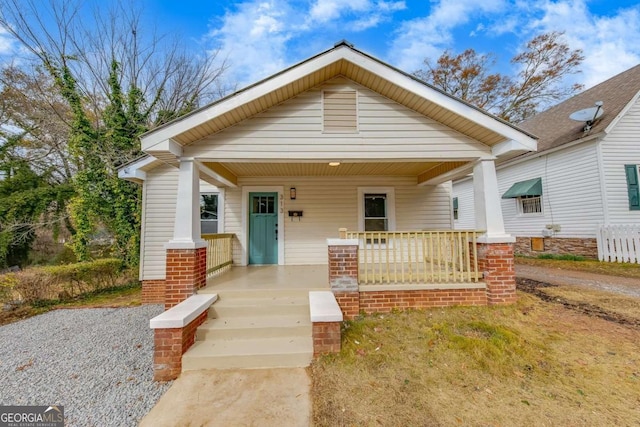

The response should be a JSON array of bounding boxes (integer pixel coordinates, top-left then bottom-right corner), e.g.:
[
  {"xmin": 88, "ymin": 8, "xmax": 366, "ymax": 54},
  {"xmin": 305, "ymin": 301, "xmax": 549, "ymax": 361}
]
[
  {"xmin": 290, "ymin": 187, "xmax": 296, "ymax": 200},
  {"xmin": 328, "ymin": 161, "xmax": 341, "ymax": 167}
]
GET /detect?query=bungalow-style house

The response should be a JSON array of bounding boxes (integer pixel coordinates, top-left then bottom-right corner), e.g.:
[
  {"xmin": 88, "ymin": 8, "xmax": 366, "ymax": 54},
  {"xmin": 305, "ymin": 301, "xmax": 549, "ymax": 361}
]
[
  {"xmin": 453, "ymin": 65, "xmax": 640, "ymax": 261},
  {"xmin": 120, "ymin": 41, "xmax": 537, "ymax": 379}
]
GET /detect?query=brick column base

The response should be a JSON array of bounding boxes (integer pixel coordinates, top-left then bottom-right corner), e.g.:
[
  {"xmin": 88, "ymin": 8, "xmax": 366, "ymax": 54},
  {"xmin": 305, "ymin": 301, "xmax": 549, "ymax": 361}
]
[
  {"xmin": 312, "ymin": 322, "xmax": 341, "ymax": 356},
  {"xmin": 153, "ymin": 310, "xmax": 207, "ymax": 381},
  {"xmin": 328, "ymin": 238, "xmax": 360, "ymax": 320},
  {"xmin": 476, "ymin": 242, "xmax": 516, "ymax": 305},
  {"xmin": 165, "ymin": 247, "xmax": 207, "ymax": 310}
]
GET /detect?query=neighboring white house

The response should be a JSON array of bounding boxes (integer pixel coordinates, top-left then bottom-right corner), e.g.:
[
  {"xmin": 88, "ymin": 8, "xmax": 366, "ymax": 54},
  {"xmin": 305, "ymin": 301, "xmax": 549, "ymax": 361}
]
[
  {"xmin": 119, "ymin": 41, "xmax": 537, "ymax": 303},
  {"xmin": 453, "ymin": 64, "xmax": 640, "ymax": 259}
]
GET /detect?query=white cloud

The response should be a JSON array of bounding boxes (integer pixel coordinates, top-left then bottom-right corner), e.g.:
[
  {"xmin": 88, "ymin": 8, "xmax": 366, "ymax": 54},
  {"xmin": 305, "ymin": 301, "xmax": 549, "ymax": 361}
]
[
  {"xmin": 309, "ymin": 0, "xmax": 370, "ymax": 23},
  {"xmin": 388, "ymin": 0, "xmax": 505, "ymax": 73},
  {"xmin": 207, "ymin": 0, "xmax": 406, "ymax": 86},
  {"xmin": 529, "ymin": 0, "xmax": 640, "ymax": 88},
  {"xmin": 208, "ymin": 1, "xmax": 294, "ymax": 86},
  {"xmin": 0, "ymin": 27, "xmax": 17, "ymax": 57}
]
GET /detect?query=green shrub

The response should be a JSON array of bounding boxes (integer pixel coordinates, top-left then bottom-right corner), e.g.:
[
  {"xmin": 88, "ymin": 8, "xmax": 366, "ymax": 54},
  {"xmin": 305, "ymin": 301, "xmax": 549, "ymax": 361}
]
[{"xmin": 536, "ymin": 253, "xmax": 586, "ymax": 261}]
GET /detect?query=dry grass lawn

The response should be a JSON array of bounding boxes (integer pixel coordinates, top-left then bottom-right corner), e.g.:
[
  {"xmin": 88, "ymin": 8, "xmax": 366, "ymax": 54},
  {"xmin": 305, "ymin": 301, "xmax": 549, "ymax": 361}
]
[
  {"xmin": 311, "ymin": 293, "xmax": 640, "ymax": 426},
  {"xmin": 0, "ymin": 284, "xmax": 141, "ymax": 326}
]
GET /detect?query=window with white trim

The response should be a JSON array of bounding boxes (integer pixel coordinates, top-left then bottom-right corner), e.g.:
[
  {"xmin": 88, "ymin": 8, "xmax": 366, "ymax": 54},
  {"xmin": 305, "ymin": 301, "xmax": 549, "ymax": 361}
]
[
  {"xmin": 357, "ymin": 187, "xmax": 396, "ymax": 233},
  {"xmin": 518, "ymin": 195, "xmax": 542, "ymax": 215},
  {"xmin": 452, "ymin": 197, "xmax": 459, "ymax": 220},
  {"xmin": 200, "ymin": 193, "xmax": 219, "ymax": 234}
]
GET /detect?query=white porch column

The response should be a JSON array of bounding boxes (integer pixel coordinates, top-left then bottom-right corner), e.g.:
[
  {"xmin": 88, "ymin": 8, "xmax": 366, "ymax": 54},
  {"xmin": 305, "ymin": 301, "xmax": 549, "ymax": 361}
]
[
  {"xmin": 166, "ymin": 157, "xmax": 206, "ymax": 249},
  {"xmin": 473, "ymin": 159, "xmax": 515, "ymax": 243}
]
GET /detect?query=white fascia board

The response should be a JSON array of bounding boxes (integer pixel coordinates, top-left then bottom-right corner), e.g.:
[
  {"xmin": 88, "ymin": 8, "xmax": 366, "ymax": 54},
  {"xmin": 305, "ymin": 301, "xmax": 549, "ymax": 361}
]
[
  {"xmin": 144, "ymin": 138, "xmax": 182, "ymax": 158},
  {"xmin": 117, "ymin": 156, "xmax": 156, "ymax": 182},
  {"xmin": 141, "ymin": 48, "xmax": 354, "ymax": 151},
  {"xmin": 491, "ymin": 138, "xmax": 538, "ymax": 157},
  {"xmin": 339, "ymin": 49, "xmax": 538, "ymax": 147},
  {"xmin": 496, "ymin": 132, "xmax": 603, "ymax": 170},
  {"xmin": 605, "ymin": 88, "xmax": 640, "ymax": 134}
]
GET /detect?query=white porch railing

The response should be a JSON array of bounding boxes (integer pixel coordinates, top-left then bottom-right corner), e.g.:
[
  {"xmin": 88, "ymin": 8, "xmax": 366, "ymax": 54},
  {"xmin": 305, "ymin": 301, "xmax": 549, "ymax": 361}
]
[
  {"xmin": 596, "ymin": 225, "xmax": 640, "ymax": 263},
  {"xmin": 202, "ymin": 233, "xmax": 234, "ymax": 278},
  {"xmin": 345, "ymin": 230, "xmax": 481, "ymax": 285}
]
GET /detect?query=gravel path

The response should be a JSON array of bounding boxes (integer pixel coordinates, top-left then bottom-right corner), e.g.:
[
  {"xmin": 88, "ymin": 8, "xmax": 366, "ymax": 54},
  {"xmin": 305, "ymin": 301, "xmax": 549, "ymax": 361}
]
[
  {"xmin": 0, "ymin": 305, "xmax": 172, "ymax": 426},
  {"xmin": 515, "ymin": 264, "xmax": 640, "ymax": 298}
]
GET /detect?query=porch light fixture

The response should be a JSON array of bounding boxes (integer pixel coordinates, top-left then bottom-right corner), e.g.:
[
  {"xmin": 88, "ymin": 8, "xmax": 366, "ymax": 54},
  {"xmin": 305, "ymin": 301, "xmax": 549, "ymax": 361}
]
[
  {"xmin": 290, "ymin": 187, "xmax": 296, "ymax": 200},
  {"xmin": 329, "ymin": 161, "xmax": 341, "ymax": 167}
]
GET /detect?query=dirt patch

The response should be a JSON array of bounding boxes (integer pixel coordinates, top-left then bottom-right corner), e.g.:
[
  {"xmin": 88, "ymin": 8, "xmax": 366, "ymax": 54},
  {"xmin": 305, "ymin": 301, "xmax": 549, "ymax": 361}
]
[{"xmin": 517, "ymin": 277, "xmax": 640, "ymax": 328}]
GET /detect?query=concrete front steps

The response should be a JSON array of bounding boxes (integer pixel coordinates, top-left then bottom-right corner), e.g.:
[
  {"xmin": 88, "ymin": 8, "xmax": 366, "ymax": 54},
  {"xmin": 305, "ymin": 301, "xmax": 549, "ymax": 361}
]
[{"xmin": 181, "ymin": 289, "xmax": 318, "ymax": 371}]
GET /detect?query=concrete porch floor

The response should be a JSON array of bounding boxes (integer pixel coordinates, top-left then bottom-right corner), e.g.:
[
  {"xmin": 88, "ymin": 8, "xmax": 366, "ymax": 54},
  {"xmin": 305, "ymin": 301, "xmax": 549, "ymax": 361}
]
[{"xmin": 199, "ymin": 265, "xmax": 330, "ymax": 292}]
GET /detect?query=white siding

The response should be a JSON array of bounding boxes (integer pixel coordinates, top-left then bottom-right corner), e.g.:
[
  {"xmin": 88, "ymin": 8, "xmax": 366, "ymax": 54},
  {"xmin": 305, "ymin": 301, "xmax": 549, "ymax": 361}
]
[
  {"xmin": 141, "ymin": 164, "xmax": 178, "ymax": 280},
  {"xmin": 452, "ymin": 141, "xmax": 605, "ymax": 238},
  {"xmin": 601, "ymin": 96, "xmax": 640, "ymax": 224},
  {"xmin": 225, "ymin": 176, "xmax": 453, "ymax": 266},
  {"xmin": 452, "ymin": 178, "xmax": 476, "ymax": 230},
  {"xmin": 500, "ymin": 141, "xmax": 604, "ymax": 237},
  {"xmin": 184, "ymin": 77, "xmax": 491, "ymax": 161},
  {"xmin": 140, "ymin": 167, "xmax": 223, "ymax": 280}
]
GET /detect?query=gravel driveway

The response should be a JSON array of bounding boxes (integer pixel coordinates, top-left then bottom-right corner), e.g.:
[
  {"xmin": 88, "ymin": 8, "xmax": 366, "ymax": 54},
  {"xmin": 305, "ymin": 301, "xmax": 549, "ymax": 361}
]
[
  {"xmin": 0, "ymin": 305, "xmax": 171, "ymax": 426},
  {"xmin": 515, "ymin": 264, "xmax": 640, "ymax": 298}
]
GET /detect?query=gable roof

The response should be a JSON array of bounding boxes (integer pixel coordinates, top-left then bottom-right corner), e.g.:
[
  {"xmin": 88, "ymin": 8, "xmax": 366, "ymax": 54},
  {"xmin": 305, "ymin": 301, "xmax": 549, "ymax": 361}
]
[
  {"xmin": 517, "ymin": 64, "xmax": 640, "ymax": 154},
  {"xmin": 141, "ymin": 41, "xmax": 536, "ymax": 161}
]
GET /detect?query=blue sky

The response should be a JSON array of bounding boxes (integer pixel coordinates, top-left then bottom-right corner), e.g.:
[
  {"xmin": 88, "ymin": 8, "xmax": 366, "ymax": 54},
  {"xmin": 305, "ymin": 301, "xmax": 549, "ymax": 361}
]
[{"xmin": 3, "ymin": 0, "xmax": 640, "ymax": 92}]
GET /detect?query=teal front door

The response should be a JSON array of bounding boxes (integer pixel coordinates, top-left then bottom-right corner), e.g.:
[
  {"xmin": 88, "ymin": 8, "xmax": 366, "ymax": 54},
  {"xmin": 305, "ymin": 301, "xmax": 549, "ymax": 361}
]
[{"xmin": 249, "ymin": 192, "xmax": 278, "ymax": 264}]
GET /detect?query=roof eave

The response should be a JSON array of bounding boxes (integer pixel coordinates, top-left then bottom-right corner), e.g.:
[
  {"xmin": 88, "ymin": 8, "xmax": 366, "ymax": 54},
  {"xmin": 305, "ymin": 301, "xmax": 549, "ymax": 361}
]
[{"xmin": 141, "ymin": 43, "xmax": 537, "ymax": 158}]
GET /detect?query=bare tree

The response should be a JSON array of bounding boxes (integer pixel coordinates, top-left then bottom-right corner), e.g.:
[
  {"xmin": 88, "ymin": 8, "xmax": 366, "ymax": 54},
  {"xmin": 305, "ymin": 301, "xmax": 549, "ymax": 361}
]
[
  {"xmin": 0, "ymin": 0, "xmax": 230, "ymax": 132},
  {"xmin": 415, "ymin": 31, "xmax": 585, "ymax": 123}
]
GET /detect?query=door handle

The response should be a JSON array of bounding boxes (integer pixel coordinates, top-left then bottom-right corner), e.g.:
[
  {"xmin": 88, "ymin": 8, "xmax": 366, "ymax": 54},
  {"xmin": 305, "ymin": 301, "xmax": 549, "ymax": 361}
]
[{"xmin": 275, "ymin": 224, "xmax": 278, "ymax": 240}]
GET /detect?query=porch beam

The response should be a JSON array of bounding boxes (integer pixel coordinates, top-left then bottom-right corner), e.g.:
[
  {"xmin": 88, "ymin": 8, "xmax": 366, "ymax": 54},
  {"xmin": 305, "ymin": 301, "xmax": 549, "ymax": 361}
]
[
  {"xmin": 417, "ymin": 161, "xmax": 470, "ymax": 185},
  {"xmin": 472, "ymin": 159, "xmax": 515, "ymax": 243},
  {"xmin": 166, "ymin": 157, "xmax": 206, "ymax": 249},
  {"xmin": 197, "ymin": 161, "xmax": 238, "ymax": 188}
]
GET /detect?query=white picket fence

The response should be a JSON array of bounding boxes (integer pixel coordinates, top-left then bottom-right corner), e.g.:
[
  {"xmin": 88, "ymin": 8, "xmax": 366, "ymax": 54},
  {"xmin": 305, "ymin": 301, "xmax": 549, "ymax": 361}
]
[{"xmin": 596, "ymin": 224, "xmax": 640, "ymax": 263}]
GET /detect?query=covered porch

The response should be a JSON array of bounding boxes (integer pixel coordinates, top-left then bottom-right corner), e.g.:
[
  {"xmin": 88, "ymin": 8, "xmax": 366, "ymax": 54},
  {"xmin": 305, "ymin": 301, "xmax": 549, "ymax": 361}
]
[{"xmin": 125, "ymin": 42, "xmax": 538, "ymax": 311}]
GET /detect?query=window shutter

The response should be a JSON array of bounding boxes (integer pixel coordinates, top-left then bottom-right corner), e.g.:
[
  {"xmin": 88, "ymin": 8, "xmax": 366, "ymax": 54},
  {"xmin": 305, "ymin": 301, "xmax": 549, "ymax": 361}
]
[{"xmin": 624, "ymin": 165, "xmax": 640, "ymax": 210}]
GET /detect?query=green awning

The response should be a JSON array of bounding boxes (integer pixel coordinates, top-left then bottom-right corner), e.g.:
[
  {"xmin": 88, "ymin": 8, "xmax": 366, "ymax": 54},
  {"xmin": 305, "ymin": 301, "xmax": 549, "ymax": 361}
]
[{"xmin": 502, "ymin": 178, "xmax": 542, "ymax": 199}]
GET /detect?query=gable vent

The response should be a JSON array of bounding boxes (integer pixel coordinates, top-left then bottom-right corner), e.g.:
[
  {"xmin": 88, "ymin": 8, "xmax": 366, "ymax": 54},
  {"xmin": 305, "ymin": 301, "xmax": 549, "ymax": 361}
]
[{"xmin": 323, "ymin": 90, "xmax": 357, "ymax": 133}]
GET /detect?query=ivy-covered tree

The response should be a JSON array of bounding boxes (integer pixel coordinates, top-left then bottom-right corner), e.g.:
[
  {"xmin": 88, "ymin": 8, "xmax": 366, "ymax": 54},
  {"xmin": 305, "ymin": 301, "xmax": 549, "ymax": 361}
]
[
  {"xmin": 0, "ymin": 0, "xmax": 230, "ymax": 266},
  {"xmin": 0, "ymin": 150, "xmax": 74, "ymax": 267}
]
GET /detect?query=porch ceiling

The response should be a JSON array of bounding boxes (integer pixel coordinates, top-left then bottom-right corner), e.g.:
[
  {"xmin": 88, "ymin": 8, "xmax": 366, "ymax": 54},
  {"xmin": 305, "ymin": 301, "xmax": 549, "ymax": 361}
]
[{"xmin": 202, "ymin": 160, "xmax": 469, "ymax": 183}]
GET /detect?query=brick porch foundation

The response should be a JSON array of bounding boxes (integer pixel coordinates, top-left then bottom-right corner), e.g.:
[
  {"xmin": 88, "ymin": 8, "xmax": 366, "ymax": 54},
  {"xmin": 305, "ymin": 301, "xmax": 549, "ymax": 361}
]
[
  {"xmin": 141, "ymin": 280, "xmax": 166, "ymax": 304},
  {"xmin": 328, "ymin": 238, "xmax": 517, "ymax": 315},
  {"xmin": 359, "ymin": 288, "xmax": 487, "ymax": 313}
]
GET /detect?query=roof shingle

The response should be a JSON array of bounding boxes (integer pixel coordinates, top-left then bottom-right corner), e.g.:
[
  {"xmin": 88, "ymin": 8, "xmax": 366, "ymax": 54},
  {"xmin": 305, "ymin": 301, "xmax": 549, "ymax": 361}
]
[{"xmin": 517, "ymin": 64, "xmax": 640, "ymax": 154}]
